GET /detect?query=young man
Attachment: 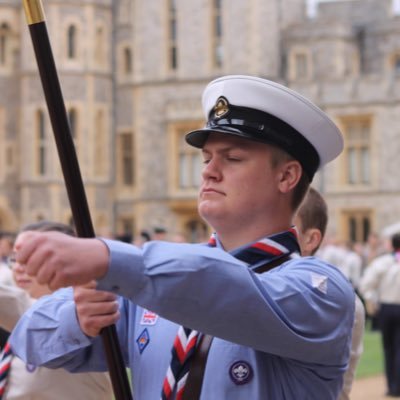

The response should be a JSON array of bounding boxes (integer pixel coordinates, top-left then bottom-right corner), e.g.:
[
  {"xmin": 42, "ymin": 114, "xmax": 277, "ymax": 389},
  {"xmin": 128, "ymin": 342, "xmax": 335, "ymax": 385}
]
[
  {"xmin": 10, "ymin": 75, "xmax": 355, "ymax": 399},
  {"xmin": 295, "ymin": 187, "xmax": 365, "ymax": 400}
]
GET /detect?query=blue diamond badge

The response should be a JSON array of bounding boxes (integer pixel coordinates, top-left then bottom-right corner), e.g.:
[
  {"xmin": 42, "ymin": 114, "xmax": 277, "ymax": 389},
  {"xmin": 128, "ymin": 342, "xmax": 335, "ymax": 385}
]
[{"xmin": 136, "ymin": 328, "xmax": 150, "ymax": 354}]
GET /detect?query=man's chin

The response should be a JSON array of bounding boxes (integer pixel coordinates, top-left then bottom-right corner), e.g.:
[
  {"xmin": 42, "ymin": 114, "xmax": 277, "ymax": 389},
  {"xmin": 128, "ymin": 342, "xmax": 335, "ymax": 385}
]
[{"xmin": 198, "ymin": 203, "xmax": 223, "ymax": 224}]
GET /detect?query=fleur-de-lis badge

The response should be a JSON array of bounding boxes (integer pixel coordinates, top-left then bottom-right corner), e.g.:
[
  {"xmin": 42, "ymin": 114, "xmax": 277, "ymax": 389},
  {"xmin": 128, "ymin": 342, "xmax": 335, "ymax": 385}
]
[{"xmin": 214, "ymin": 96, "xmax": 229, "ymax": 118}]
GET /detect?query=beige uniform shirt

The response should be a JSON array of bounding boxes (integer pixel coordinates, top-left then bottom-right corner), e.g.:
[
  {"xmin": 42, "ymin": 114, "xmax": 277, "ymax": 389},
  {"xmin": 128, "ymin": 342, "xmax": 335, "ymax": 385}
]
[
  {"xmin": 0, "ymin": 285, "xmax": 113, "ymax": 400},
  {"xmin": 0, "ymin": 262, "xmax": 13, "ymax": 286},
  {"xmin": 338, "ymin": 295, "xmax": 365, "ymax": 400},
  {"xmin": 359, "ymin": 253, "xmax": 400, "ymax": 310}
]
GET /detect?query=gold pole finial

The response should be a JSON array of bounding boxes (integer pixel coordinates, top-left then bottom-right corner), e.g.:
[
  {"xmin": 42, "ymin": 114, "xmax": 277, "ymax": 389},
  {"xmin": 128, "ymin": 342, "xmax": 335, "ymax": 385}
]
[{"xmin": 23, "ymin": 0, "xmax": 45, "ymax": 25}]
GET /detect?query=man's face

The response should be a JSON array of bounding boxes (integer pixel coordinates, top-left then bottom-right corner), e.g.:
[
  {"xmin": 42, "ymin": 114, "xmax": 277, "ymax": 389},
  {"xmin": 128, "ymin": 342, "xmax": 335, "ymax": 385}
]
[{"xmin": 198, "ymin": 133, "xmax": 280, "ymax": 230}]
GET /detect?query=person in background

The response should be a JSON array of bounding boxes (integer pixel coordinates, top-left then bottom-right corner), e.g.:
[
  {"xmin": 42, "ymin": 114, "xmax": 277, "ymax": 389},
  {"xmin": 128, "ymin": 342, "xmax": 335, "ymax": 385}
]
[
  {"xmin": 0, "ymin": 233, "xmax": 15, "ymax": 286},
  {"xmin": 0, "ymin": 233, "xmax": 15, "ymax": 350},
  {"xmin": 11, "ymin": 75, "xmax": 354, "ymax": 399},
  {"xmin": 294, "ymin": 187, "xmax": 365, "ymax": 400},
  {"xmin": 133, "ymin": 229, "xmax": 152, "ymax": 247},
  {"xmin": 359, "ymin": 233, "xmax": 400, "ymax": 397},
  {"xmin": 363, "ymin": 232, "xmax": 386, "ymax": 269},
  {"xmin": 153, "ymin": 226, "xmax": 168, "ymax": 241},
  {"xmin": 0, "ymin": 221, "xmax": 113, "ymax": 400},
  {"xmin": 341, "ymin": 241, "xmax": 363, "ymax": 290}
]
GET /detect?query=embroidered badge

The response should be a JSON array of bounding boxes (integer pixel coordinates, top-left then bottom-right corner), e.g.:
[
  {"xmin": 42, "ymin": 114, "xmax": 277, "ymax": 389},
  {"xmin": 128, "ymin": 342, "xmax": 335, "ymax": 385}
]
[
  {"xmin": 140, "ymin": 309, "xmax": 159, "ymax": 325},
  {"xmin": 229, "ymin": 360, "xmax": 253, "ymax": 385},
  {"xmin": 310, "ymin": 272, "xmax": 328, "ymax": 294},
  {"xmin": 26, "ymin": 363, "xmax": 37, "ymax": 373},
  {"xmin": 136, "ymin": 328, "xmax": 150, "ymax": 354}
]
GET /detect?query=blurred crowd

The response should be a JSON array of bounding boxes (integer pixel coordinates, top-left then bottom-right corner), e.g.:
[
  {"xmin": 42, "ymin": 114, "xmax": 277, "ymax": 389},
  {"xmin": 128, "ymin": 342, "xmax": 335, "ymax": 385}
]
[
  {"xmin": 318, "ymin": 231, "xmax": 400, "ymax": 397},
  {"xmin": 1, "ymin": 222, "xmax": 400, "ymax": 398}
]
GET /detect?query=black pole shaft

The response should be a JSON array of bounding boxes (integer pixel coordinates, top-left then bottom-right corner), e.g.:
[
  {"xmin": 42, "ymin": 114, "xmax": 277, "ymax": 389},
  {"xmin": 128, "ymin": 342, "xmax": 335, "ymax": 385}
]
[{"xmin": 22, "ymin": 2, "xmax": 132, "ymax": 399}]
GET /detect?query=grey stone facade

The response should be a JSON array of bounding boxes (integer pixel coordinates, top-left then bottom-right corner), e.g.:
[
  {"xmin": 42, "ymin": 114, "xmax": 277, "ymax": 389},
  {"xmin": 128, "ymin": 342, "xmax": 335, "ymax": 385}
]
[{"xmin": 0, "ymin": 0, "xmax": 400, "ymax": 243}]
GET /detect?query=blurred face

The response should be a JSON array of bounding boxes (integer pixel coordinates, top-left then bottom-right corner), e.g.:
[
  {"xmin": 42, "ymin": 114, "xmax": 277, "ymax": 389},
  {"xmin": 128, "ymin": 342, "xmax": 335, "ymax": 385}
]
[
  {"xmin": 9, "ymin": 249, "xmax": 51, "ymax": 299},
  {"xmin": 0, "ymin": 237, "xmax": 13, "ymax": 258},
  {"xmin": 198, "ymin": 133, "xmax": 281, "ymax": 230}
]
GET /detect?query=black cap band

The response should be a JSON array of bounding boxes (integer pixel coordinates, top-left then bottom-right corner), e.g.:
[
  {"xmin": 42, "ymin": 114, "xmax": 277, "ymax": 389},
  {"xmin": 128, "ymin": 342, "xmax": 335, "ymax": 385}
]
[{"xmin": 186, "ymin": 102, "xmax": 320, "ymax": 180}]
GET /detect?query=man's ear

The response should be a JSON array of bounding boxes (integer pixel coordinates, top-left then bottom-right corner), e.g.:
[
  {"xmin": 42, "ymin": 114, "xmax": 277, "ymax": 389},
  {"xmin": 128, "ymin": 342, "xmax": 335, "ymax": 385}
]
[
  {"xmin": 304, "ymin": 228, "xmax": 323, "ymax": 256},
  {"xmin": 277, "ymin": 161, "xmax": 302, "ymax": 194}
]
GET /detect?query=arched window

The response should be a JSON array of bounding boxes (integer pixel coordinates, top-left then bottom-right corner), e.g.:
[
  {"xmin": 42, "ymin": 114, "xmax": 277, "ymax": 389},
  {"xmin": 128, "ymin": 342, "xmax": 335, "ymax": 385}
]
[
  {"xmin": 67, "ymin": 25, "xmax": 77, "ymax": 59},
  {"xmin": 36, "ymin": 110, "xmax": 47, "ymax": 176}
]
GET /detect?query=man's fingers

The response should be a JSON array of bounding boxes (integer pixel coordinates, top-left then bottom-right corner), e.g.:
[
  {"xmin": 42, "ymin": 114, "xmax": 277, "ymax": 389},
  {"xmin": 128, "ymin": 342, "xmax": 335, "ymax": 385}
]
[
  {"xmin": 14, "ymin": 232, "xmax": 109, "ymax": 288},
  {"xmin": 14, "ymin": 231, "xmax": 45, "ymax": 275},
  {"xmin": 83, "ymin": 311, "xmax": 121, "ymax": 337}
]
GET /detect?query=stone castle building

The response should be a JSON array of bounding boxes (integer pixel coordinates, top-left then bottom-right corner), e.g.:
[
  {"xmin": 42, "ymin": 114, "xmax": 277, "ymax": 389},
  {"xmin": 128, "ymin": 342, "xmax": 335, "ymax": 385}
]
[{"xmin": 0, "ymin": 0, "xmax": 400, "ymax": 243}]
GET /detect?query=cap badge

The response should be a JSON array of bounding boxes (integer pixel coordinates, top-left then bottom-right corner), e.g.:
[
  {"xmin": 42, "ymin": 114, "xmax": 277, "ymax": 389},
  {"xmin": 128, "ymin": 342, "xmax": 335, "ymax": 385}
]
[{"xmin": 214, "ymin": 96, "xmax": 229, "ymax": 118}]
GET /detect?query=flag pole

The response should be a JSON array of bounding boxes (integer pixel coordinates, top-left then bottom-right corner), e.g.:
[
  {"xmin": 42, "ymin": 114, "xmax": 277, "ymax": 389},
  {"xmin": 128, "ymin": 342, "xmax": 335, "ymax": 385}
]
[{"xmin": 22, "ymin": 1, "xmax": 132, "ymax": 399}]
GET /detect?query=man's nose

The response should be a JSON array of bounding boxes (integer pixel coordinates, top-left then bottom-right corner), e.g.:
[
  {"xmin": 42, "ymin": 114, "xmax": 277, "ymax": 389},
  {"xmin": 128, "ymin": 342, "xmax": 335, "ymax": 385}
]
[{"xmin": 202, "ymin": 158, "xmax": 222, "ymax": 181}]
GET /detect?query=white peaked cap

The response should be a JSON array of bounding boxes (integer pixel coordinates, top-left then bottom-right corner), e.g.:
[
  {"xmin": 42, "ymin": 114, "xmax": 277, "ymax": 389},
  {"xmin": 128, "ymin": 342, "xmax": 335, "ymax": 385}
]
[{"xmin": 186, "ymin": 75, "xmax": 343, "ymax": 180}]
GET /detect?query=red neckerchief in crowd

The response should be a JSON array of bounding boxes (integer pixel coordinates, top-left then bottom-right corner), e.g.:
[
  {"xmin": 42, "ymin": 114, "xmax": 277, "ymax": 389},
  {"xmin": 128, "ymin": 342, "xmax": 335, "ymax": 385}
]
[{"xmin": 0, "ymin": 341, "xmax": 12, "ymax": 399}]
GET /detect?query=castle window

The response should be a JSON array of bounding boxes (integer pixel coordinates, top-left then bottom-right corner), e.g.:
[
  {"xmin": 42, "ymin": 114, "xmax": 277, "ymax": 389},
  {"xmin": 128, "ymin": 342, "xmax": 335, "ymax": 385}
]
[
  {"xmin": 341, "ymin": 209, "xmax": 372, "ymax": 243},
  {"xmin": 289, "ymin": 50, "xmax": 311, "ymax": 80},
  {"xmin": 36, "ymin": 110, "xmax": 47, "ymax": 176},
  {"xmin": 211, "ymin": 0, "xmax": 223, "ymax": 68},
  {"xmin": 94, "ymin": 26, "xmax": 106, "ymax": 65},
  {"xmin": 341, "ymin": 117, "xmax": 371, "ymax": 185},
  {"xmin": 67, "ymin": 25, "xmax": 77, "ymax": 59},
  {"xmin": 118, "ymin": 132, "xmax": 134, "ymax": 186},
  {"xmin": 178, "ymin": 134, "xmax": 201, "ymax": 189},
  {"xmin": 168, "ymin": 0, "xmax": 178, "ymax": 70},
  {"xmin": 68, "ymin": 108, "xmax": 77, "ymax": 140},
  {"xmin": 93, "ymin": 109, "xmax": 107, "ymax": 177},
  {"xmin": 123, "ymin": 46, "xmax": 132, "ymax": 74},
  {"xmin": 0, "ymin": 23, "xmax": 10, "ymax": 66}
]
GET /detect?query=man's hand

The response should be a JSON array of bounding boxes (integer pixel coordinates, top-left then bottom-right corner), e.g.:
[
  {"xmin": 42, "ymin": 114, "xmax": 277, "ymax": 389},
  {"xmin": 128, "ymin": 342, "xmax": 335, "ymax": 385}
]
[
  {"xmin": 74, "ymin": 282, "xmax": 120, "ymax": 337},
  {"xmin": 15, "ymin": 231, "xmax": 109, "ymax": 290}
]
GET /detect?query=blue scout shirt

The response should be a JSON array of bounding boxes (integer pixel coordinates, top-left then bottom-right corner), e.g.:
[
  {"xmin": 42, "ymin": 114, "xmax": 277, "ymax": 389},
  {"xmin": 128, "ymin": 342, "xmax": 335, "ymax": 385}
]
[{"xmin": 10, "ymin": 239, "xmax": 355, "ymax": 399}]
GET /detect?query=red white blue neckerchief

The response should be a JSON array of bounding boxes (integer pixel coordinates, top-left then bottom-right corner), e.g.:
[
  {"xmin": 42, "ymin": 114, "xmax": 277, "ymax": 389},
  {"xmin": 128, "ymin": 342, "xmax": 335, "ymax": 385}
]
[
  {"xmin": 208, "ymin": 226, "xmax": 300, "ymax": 271},
  {"xmin": 161, "ymin": 227, "xmax": 300, "ymax": 400}
]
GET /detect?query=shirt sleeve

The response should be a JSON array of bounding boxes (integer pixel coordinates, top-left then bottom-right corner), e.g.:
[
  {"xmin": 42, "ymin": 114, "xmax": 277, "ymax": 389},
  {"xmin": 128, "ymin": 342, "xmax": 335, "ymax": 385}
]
[
  {"xmin": 97, "ymin": 240, "xmax": 355, "ymax": 364},
  {"xmin": 10, "ymin": 287, "xmax": 129, "ymax": 373}
]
